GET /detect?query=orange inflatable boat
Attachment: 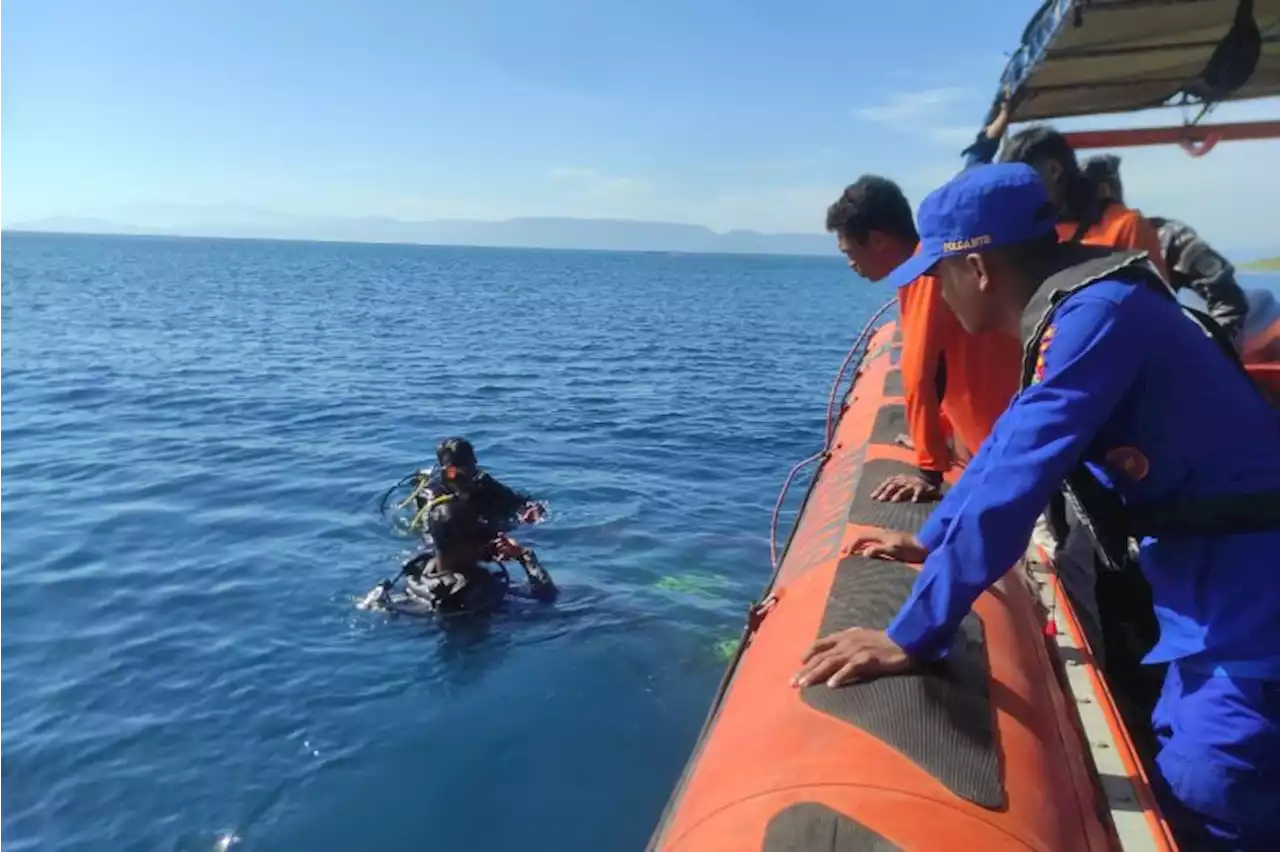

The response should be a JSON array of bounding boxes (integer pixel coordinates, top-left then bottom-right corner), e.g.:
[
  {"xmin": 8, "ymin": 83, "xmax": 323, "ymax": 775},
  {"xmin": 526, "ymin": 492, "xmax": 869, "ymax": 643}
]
[{"xmin": 648, "ymin": 322, "xmax": 1178, "ymax": 852}]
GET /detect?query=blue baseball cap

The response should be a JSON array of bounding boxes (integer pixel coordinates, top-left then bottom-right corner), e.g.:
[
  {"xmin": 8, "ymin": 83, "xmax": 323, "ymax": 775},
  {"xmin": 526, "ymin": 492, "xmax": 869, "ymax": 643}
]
[{"xmin": 884, "ymin": 163, "xmax": 1058, "ymax": 289}]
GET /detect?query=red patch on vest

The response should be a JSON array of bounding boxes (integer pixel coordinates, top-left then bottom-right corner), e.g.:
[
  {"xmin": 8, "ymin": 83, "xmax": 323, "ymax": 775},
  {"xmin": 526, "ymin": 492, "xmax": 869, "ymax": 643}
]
[
  {"xmin": 1033, "ymin": 326, "xmax": 1056, "ymax": 383},
  {"xmin": 1105, "ymin": 446, "xmax": 1150, "ymax": 481}
]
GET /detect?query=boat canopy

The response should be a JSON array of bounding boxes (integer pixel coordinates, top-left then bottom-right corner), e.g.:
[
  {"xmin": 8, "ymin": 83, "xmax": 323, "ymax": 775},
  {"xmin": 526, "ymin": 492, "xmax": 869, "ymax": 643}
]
[{"xmin": 990, "ymin": 0, "xmax": 1280, "ymax": 124}]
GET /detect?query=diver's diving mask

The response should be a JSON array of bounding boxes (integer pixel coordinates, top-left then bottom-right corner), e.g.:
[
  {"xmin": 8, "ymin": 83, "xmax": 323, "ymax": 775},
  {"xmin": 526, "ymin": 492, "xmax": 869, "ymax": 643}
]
[{"xmin": 442, "ymin": 463, "xmax": 476, "ymax": 490}]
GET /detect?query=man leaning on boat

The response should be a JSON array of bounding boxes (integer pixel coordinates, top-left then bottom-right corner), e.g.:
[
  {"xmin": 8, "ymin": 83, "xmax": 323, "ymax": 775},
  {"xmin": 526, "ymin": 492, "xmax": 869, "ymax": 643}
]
[
  {"xmin": 797, "ymin": 163, "xmax": 1280, "ymax": 851},
  {"xmin": 825, "ymin": 177, "xmax": 1021, "ymax": 504}
]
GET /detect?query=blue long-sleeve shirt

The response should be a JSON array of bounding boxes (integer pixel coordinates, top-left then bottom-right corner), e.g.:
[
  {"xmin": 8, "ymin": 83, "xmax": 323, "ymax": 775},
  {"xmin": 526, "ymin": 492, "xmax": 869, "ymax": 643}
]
[{"xmin": 885, "ymin": 278, "xmax": 1280, "ymax": 676}]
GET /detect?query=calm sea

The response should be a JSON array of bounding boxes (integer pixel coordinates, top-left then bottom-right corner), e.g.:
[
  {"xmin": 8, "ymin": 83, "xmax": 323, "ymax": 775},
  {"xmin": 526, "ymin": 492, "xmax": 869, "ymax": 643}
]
[{"xmin": 1, "ymin": 232, "xmax": 878, "ymax": 852}]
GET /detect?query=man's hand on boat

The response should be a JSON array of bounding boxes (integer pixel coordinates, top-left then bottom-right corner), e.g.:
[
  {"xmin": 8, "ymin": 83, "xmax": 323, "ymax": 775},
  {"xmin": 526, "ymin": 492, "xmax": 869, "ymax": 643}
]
[
  {"xmin": 845, "ymin": 530, "xmax": 928, "ymax": 562},
  {"xmin": 795, "ymin": 523, "xmax": 928, "ymax": 686},
  {"xmin": 871, "ymin": 470, "xmax": 942, "ymax": 503},
  {"xmin": 791, "ymin": 628, "xmax": 912, "ymax": 688}
]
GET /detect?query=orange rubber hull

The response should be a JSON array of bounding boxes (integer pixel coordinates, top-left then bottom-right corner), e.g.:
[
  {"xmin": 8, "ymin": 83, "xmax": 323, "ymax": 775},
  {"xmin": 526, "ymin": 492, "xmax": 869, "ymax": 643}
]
[{"xmin": 649, "ymin": 324, "xmax": 1171, "ymax": 852}]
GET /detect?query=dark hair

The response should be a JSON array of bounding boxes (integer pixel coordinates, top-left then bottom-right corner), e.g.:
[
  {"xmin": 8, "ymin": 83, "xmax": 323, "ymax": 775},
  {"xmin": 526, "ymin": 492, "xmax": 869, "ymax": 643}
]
[
  {"xmin": 1082, "ymin": 154, "xmax": 1124, "ymax": 203},
  {"xmin": 992, "ymin": 230, "xmax": 1063, "ymax": 284},
  {"xmin": 427, "ymin": 499, "xmax": 484, "ymax": 555},
  {"xmin": 999, "ymin": 125, "xmax": 1100, "ymax": 224},
  {"xmin": 999, "ymin": 125, "xmax": 1079, "ymax": 173},
  {"xmin": 824, "ymin": 175, "xmax": 919, "ymax": 244}
]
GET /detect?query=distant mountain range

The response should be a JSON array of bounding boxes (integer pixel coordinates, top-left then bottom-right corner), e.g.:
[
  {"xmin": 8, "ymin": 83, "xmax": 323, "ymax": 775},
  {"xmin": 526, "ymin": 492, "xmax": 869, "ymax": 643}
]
[{"xmin": 2, "ymin": 212, "xmax": 837, "ymax": 257}]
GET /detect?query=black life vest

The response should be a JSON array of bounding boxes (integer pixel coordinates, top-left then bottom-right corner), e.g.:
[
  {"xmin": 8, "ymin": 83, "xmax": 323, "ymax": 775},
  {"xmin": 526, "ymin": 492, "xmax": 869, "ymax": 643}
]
[{"xmin": 1019, "ymin": 245, "xmax": 1280, "ymax": 572}]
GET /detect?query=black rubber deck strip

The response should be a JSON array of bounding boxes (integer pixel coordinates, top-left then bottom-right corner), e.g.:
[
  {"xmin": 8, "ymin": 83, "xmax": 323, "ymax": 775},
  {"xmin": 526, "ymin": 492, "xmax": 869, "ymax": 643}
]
[
  {"xmin": 800, "ymin": 556, "xmax": 1003, "ymax": 809},
  {"xmin": 848, "ymin": 458, "xmax": 948, "ymax": 535},
  {"xmin": 764, "ymin": 802, "xmax": 902, "ymax": 851},
  {"xmin": 868, "ymin": 404, "xmax": 907, "ymax": 447},
  {"xmin": 883, "ymin": 370, "xmax": 903, "ymax": 397}
]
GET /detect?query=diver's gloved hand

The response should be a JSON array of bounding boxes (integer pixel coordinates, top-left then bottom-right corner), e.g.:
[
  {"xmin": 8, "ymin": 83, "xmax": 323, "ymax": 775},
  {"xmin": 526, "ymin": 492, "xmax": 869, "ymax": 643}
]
[
  {"xmin": 488, "ymin": 534, "xmax": 525, "ymax": 561},
  {"xmin": 519, "ymin": 502, "xmax": 547, "ymax": 524}
]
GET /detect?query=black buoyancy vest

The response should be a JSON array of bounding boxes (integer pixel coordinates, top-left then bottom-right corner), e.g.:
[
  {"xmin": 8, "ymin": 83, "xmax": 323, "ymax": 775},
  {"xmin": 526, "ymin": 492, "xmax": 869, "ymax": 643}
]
[{"xmin": 1019, "ymin": 245, "xmax": 1280, "ymax": 572}]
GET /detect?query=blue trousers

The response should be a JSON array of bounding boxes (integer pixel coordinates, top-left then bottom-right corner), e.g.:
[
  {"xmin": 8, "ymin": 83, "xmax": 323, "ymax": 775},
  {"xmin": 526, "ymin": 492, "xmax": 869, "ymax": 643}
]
[{"xmin": 1150, "ymin": 662, "xmax": 1280, "ymax": 850}]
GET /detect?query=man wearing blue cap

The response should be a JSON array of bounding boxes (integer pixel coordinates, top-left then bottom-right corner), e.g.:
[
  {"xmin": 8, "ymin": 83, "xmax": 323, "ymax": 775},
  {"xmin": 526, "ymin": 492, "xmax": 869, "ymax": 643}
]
[{"xmin": 792, "ymin": 163, "xmax": 1280, "ymax": 849}]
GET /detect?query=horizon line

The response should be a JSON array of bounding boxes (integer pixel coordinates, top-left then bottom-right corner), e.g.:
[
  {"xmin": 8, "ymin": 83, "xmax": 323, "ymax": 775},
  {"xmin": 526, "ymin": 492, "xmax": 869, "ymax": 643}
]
[
  {"xmin": 1, "ymin": 211, "xmax": 832, "ymax": 238},
  {"xmin": 0, "ymin": 227, "xmax": 844, "ymax": 260}
]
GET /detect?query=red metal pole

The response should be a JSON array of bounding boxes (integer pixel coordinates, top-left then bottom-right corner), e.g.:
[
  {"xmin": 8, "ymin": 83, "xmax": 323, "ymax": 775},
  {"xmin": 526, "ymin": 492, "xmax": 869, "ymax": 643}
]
[{"xmin": 1062, "ymin": 120, "xmax": 1280, "ymax": 156}]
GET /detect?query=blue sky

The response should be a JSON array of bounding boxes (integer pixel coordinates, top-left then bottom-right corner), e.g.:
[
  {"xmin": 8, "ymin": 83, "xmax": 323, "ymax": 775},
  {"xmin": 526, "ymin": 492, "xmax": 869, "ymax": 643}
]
[{"xmin": 4, "ymin": 0, "xmax": 1278, "ymax": 252}]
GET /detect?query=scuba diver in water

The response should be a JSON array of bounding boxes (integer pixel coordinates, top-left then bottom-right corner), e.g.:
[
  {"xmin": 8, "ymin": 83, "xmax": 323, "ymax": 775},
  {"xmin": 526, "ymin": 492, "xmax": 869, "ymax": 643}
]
[
  {"xmin": 407, "ymin": 437, "xmax": 551, "ymax": 608},
  {"xmin": 366, "ymin": 437, "xmax": 553, "ymax": 614}
]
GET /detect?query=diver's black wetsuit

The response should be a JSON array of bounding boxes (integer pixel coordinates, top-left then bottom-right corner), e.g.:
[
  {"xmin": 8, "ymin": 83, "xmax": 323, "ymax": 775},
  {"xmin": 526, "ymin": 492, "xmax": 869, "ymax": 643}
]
[
  {"xmin": 421, "ymin": 470, "xmax": 532, "ymax": 551},
  {"xmin": 406, "ymin": 469, "xmax": 539, "ymax": 610}
]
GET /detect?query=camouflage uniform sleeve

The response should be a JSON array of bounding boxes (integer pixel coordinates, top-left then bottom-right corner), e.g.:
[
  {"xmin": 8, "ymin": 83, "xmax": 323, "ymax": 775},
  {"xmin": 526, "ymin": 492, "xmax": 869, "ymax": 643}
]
[{"xmin": 1157, "ymin": 218, "xmax": 1250, "ymax": 342}]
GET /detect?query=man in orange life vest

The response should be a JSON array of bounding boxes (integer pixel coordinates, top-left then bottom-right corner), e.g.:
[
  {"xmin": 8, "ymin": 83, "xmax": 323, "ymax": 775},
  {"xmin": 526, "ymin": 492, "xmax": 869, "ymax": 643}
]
[
  {"xmin": 997, "ymin": 126, "xmax": 1171, "ymax": 281},
  {"xmin": 797, "ymin": 163, "xmax": 1280, "ymax": 851},
  {"xmin": 825, "ymin": 177, "xmax": 1021, "ymax": 502},
  {"xmin": 1084, "ymin": 152, "xmax": 1251, "ymax": 348}
]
